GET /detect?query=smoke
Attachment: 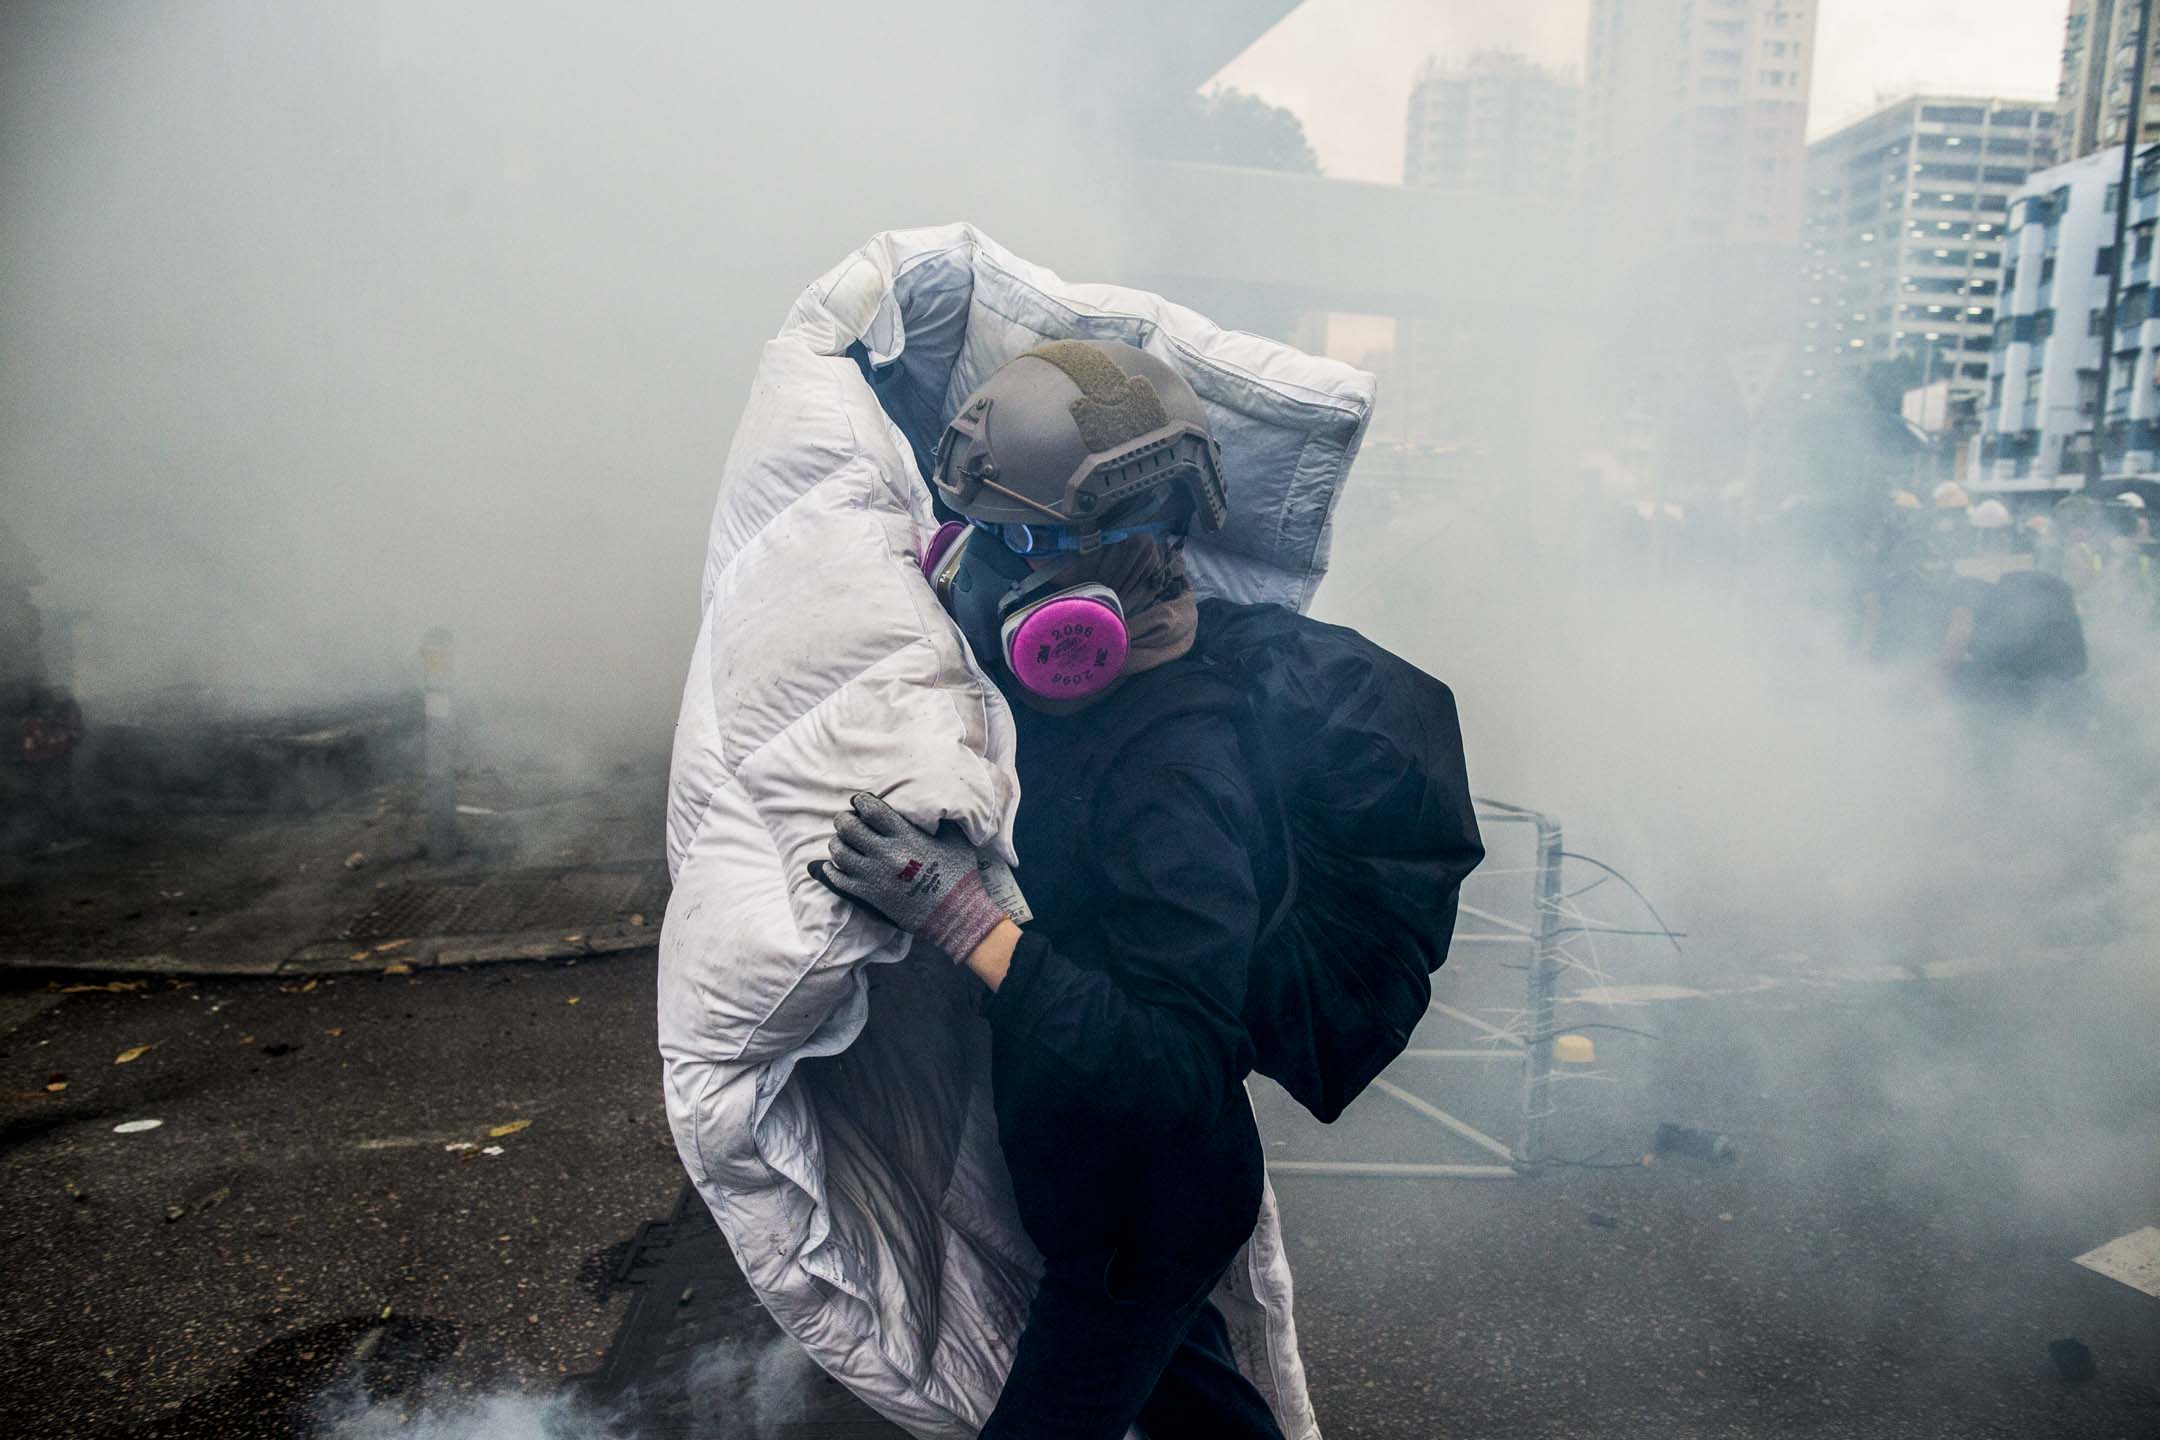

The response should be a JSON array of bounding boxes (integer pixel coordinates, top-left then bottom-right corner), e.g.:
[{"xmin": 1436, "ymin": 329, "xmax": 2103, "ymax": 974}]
[
  {"xmin": 317, "ymin": 1390, "xmax": 623, "ymax": 1440},
  {"xmin": 1317, "ymin": 479, "xmax": 2155, "ymax": 966},
  {"xmin": 6, "ymin": 0, "xmax": 2155, "ymax": 1420},
  {"xmin": 0, "ymin": 0, "xmax": 1133, "ymax": 740},
  {"xmin": 1311, "ymin": 458, "xmax": 2160, "ymax": 1256},
  {"xmin": 310, "ymin": 1333, "xmax": 816, "ymax": 1440},
  {"xmin": 681, "ymin": 1334, "xmax": 819, "ymax": 1435}
]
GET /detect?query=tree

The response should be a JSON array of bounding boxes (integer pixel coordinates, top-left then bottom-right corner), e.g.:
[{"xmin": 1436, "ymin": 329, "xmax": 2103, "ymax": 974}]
[{"xmin": 1160, "ymin": 87, "xmax": 1322, "ymax": 175}]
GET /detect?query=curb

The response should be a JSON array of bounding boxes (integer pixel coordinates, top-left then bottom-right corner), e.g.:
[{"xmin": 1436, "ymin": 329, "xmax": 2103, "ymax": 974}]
[
  {"xmin": 284, "ymin": 922, "xmax": 660, "ymax": 975},
  {"xmin": 0, "ymin": 925, "xmax": 659, "ymax": 980}
]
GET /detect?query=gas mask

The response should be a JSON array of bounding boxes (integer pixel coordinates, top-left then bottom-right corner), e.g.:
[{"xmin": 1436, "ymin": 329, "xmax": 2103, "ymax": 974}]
[{"xmin": 922, "ymin": 522, "xmax": 1130, "ymax": 702}]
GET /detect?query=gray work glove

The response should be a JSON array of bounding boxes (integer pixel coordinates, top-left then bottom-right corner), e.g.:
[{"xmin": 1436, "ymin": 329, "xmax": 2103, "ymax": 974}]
[{"xmin": 811, "ymin": 792, "xmax": 1013, "ymax": 962}]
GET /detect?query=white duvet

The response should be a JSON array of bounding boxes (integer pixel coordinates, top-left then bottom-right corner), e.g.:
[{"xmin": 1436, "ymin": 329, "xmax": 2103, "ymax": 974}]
[{"xmin": 659, "ymin": 225, "xmax": 1374, "ymax": 1438}]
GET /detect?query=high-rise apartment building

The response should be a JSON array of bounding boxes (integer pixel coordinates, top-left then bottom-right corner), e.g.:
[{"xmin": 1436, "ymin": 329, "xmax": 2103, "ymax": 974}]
[
  {"xmin": 1800, "ymin": 97, "xmax": 2059, "ymax": 404},
  {"xmin": 1970, "ymin": 148, "xmax": 2120, "ymax": 487},
  {"xmin": 1403, "ymin": 51, "xmax": 1580, "ymax": 197},
  {"xmin": 1576, "ymin": 0, "xmax": 1817, "ymax": 496},
  {"xmin": 2058, "ymin": 0, "xmax": 2160, "ymax": 160},
  {"xmin": 1973, "ymin": 143, "xmax": 2160, "ymax": 487},
  {"xmin": 1582, "ymin": 0, "xmax": 1817, "ymax": 262}
]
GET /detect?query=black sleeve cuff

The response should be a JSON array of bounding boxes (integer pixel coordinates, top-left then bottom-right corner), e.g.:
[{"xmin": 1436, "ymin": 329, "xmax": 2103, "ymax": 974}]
[{"xmin": 984, "ymin": 928, "xmax": 1055, "ymax": 1030}]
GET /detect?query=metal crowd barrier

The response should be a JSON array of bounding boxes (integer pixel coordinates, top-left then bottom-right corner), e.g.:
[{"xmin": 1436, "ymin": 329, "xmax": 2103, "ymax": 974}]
[{"xmin": 1268, "ymin": 797, "xmax": 1574, "ymax": 1181}]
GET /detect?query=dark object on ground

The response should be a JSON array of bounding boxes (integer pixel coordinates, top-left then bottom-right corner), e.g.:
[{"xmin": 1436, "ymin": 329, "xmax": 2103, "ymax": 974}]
[
  {"xmin": 566, "ymin": 1182, "xmax": 903, "ymax": 1437},
  {"xmin": 1587, "ymin": 1211, "xmax": 1619, "ymax": 1230},
  {"xmin": 2050, "ymin": 1337, "xmax": 2098, "ymax": 1383},
  {"xmin": 1652, "ymin": 1123, "xmax": 1738, "ymax": 1165},
  {"xmin": 115, "ymin": 1315, "xmax": 460, "ymax": 1438}
]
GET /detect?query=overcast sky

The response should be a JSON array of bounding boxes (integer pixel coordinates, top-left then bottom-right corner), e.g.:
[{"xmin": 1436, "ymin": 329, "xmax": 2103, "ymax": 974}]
[{"xmin": 1213, "ymin": 0, "xmax": 2069, "ymax": 184}]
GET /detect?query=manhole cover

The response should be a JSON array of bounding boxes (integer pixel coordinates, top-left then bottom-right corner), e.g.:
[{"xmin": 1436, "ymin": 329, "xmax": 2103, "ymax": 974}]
[{"xmin": 342, "ymin": 863, "xmax": 668, "ymax": 941}]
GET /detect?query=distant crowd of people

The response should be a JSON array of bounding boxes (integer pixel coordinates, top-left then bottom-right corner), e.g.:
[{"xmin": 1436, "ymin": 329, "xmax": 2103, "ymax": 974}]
[
  {"xmin": 1577, "ymin": 469, "xmax": 2156, "ymax": 717},
  {"xmin": 1853, "ymin": 478, "xmax": 2159, "ymax": 714}
]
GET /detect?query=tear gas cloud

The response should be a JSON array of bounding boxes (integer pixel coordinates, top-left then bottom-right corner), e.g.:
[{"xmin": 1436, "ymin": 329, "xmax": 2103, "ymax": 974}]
[
  {"xmin": 0, "ymin": 0, "xmax": 1128, "ymax": 735},
  {"xmin": 1315, "ymin": 470, "xmax": 2160, "ymax": 1234},
  {"xmin": 1317, "ymin": 489, "xmax": 2157, "ymax": 961},
  {"xmin": 309, "ymin": 1333, "xmax": 816, "ymax": 1439},
  {"xmin": 5, "ymin": 0, "xmax": 2157, "ymax": 1427}
]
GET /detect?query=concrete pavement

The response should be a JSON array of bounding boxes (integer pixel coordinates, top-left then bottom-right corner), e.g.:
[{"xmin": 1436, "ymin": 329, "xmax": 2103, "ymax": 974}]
[
  {"xmin": 0, "ymin": 953, "xmax": 681, "ymax": 1437},
  {"xmin": 1256, "ymin": 949, "xmax": 2160, "ymax": 1439}
]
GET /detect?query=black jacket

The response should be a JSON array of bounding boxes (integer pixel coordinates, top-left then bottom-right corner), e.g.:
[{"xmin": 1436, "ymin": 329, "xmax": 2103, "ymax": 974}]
[{"xmin": 985, "ymin": 653, "xmax": 1282, "ymax": 1281}]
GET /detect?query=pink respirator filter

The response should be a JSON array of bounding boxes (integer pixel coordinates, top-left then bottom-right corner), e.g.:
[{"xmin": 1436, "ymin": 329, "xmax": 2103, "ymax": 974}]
[
  {"xmin": 1002, "ymin": 585, "xmax": 1129, "ymax": 700},
  {"xmin": 920, "ymin": 521, "xmax": 969, "ymax": 582}
]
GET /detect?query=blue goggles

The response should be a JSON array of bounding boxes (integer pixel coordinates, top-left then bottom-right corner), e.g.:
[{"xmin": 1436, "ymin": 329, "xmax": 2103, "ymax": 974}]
[
  {"xmin": 968, "ymin": 482, "xmax": 1197, "ymax": 557},
  {"xmin": 969, "ymin": 517, "xmax": 1182, "ymax": 556}
]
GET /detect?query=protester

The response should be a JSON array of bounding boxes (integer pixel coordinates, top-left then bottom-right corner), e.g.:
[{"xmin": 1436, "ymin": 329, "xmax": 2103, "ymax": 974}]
[
  {"xmin": 811, "ymin": 335, "xmax": 1485, "ymax": 1434},
  {"xmin": 814, "ymin": 340, "xmax": 1289, "ymax": 1438}
]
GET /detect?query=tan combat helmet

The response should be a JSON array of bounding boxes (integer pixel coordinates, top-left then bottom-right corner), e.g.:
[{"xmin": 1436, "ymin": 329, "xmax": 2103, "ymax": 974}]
[{"xmin": 933, "ymin": 340, "xmax": 1227, "ymax": 553}]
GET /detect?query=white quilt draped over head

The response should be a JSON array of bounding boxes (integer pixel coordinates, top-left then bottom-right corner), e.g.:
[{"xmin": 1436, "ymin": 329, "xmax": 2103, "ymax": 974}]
[{"xmin": 660, "ymin": 224, "xmax": 1374, "ymax": 1439}]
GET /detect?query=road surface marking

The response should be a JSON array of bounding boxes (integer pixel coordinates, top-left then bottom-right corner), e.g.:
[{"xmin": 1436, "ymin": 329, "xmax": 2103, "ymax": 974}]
[{"xmin": 2074, "ymin": 1226, "xmax": 2160, "ymax": 1297}]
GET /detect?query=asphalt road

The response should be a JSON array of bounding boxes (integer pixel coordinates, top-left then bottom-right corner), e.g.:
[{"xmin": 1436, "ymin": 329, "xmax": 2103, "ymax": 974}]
[
  {"xmin": 0, "ymin": 954, "xmax": 685, "ymax": 1438},
  {"xmin": 2, "ymin": 944, "xmax": 2155, "ymax": 1438},
  {"xmin": 1258, "ymin": 949, "xmax": 2160, "ymax": 1439}
]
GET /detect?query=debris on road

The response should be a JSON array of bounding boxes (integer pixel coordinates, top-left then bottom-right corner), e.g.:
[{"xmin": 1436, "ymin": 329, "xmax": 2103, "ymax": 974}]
[
  {"xmin": 1651, "ymin": 1122, "xmax": 1737, "ymax": 1165},
  {"xmin": 2048, "ymin": 1337, "xmax": 2096, "ymax": 1383},
  {"xmin": 489, "ymin": 1119, "xmax": 532, "ymax": 1138},
  {"xmin": 114, "ymin": 1044, "xmax": 154, "ymax": 1065},
  {"xmin": 112, "ymin": 1118, "xmax": 164, "ymax": 1134},
  {"xmin": 344, "ymin": 851, "xmax": 368, "ymax": 870},
  {"xmin": 383, "ymin": 962, "xmax": 413, "ymax": 976},
  {"xmin": 481, "ymin": 1145, "xmax": 505, "ymax": 1156}
]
